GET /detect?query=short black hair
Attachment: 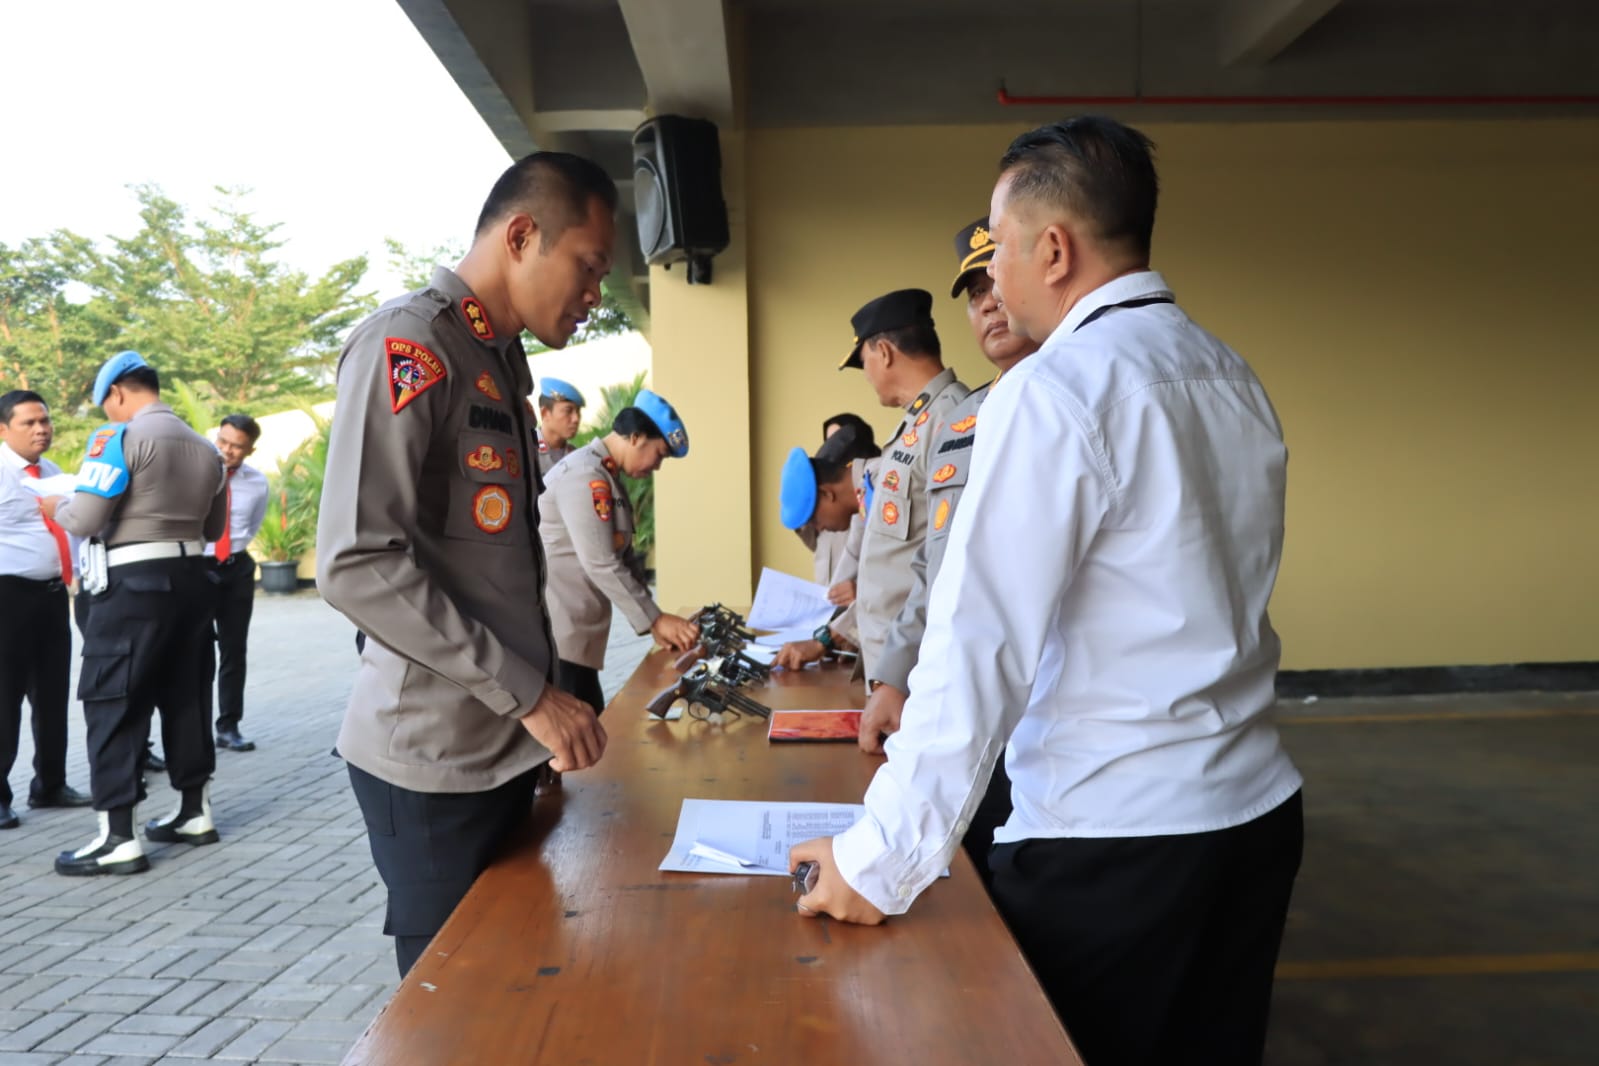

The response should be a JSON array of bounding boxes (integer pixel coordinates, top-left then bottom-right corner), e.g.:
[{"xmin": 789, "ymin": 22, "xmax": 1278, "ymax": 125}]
[
  {"xmin": 475, "ymin": 152, "xmax": 620, "ymax": 249},
  {"xmin": 219, "ymin": 413, "xmax": 261, "ymax": 443},
  {"xmin": 999, "ymin": 115, "xmax": 1159, "ymax": 259},
  {"xmin": 613, "ymin": 406, "xmax": 664, "ymax": 440},
  {"xmin": 818, "ymin": 417, "xmax": 880, "ymax": 463},
  {"xmin": 114, "ymin": 366, "xmax": 161, "ymax": 395},
  {"xmin": 822, "ymin": 412, "xmax": 874, "ymax": 443},
  {"xmin": 870, "ymin": 322, "xmax": 941, "ymax": 361},
  {"xmin": 0, "ymin": 390, "xmax": 47, "ymax": 425},
  {"xmin": 811, "ymin": 454, "xmax": 850, "ymax": 488}
]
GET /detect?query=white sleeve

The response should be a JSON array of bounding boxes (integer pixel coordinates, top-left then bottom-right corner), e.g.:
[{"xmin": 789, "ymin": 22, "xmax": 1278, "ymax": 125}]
[{"xmin": 830, "ymin": 370, "xmax": 1112, "ymax": 914}]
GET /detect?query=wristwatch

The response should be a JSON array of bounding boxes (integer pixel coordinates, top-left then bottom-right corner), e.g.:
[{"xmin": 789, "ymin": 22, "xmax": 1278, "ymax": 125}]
[{"xmin": 812, "ymin": 624, "xmax": 835, "ymax": 652}]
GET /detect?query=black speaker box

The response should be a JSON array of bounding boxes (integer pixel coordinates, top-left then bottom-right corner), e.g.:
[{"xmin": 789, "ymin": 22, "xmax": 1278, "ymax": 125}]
[{"xmin": 632, "ymin": 115, "xmax": 729, "ymax": 283}]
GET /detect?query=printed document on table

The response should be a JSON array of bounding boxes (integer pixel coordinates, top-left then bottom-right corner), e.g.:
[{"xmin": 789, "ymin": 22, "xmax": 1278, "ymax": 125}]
[
  {"xmin": 660, "ymin": 799, "xmax": 865, "ymax": 876},
  {"xmin": 746, "ymin": 567, "xmax": 835, "ymax": 633},
  {"xmin": 17, "ymin": 474, "xmax": 80, "ymax": 498}
]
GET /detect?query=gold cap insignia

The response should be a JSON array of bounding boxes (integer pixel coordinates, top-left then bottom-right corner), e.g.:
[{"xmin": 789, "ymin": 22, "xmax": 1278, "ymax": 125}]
[{"xmin": 969, "ymin": 226, "xmax": 990, "ymax": 251}]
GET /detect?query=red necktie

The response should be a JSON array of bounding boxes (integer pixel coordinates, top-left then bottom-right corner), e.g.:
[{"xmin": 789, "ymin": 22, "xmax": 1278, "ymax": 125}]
[
  {"xmin": 23, "ymin": 463, "xmax": 73, "ymax": 583},
  {"xmin": 215, "ymin": 469, "xmax": 235, "ymax": 563}
]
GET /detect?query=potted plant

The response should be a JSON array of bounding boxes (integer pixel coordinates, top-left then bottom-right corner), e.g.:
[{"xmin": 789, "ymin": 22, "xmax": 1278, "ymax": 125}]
[{"xmin": 252, "ymin": 486, "xmax": 314, "ymax": 593}]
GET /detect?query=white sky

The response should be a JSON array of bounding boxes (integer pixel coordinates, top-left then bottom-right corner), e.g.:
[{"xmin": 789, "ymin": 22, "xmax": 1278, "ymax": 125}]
[{"xmin": 0, "ymin": 0, "xmax": 513, "ymax": 296}]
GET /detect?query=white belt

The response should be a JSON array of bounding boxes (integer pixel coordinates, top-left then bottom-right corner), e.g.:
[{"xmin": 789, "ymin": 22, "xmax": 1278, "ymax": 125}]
[{"xmin": 106, "ymin": 541, "xmax": 207, "ymax": 568}]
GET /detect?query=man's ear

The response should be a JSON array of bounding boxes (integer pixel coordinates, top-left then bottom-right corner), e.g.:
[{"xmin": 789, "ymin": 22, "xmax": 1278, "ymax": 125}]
[
  {"xmin": 1040, "ymin": 223, "xmax": 1074, "ymax": 287},
  {"xmin": 506, "ymin": 214, "xmax": 539, "ymax": 258}
]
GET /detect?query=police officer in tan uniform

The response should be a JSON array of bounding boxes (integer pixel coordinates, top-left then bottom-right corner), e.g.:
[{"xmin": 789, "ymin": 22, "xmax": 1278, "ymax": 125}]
[
  {"xmin": 796, "ymin": 414, "xmax": 878, "ymax": 604},
  {"xmin": 534, "ymin": 377, "xmax": 585, "ymax": 476},
  {"xmin": 859, "ymin": 219, "xmax": 1042, "ymax": 879},
  {"xmin": 776, "ymin": 290, "xmax": 966, "ymax": 679},
  {"xmin": 44, "ymin": 351, "xmax": 228, "ymax": 876},
  {"xmin": 318, "ymin": 152, "xmax": 611, "ymax": 977},
  {"xmin": 540, "ymin": 389, "xmax": 698, "ymax": 717}
]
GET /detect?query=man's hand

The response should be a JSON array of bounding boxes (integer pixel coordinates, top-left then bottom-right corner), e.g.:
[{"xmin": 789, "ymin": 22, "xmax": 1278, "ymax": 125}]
[
  {"xmin": 651, "ymin": 613, "xmax": 700, "ymax": 652},
  {"xmin": 775, "ymin": 639, "xmax": 826, "ymax": 671},
  {"xmin": 859, "ymin": 683, "xmax": 907, "ymax": 754},
  {"xmin": 789, "ymin": 837, "xmax": 887, "ymax": 926},
  {"xmin": 38, "ymin": 495, "xmax": 66, "ymax": 522},
  {"xmin": 826, "ymin": 579, "xmax": 856, "ymax": 607},
  {"xmin": 519, "ymin": 686, "xmax": 607, "ymax": 772}
]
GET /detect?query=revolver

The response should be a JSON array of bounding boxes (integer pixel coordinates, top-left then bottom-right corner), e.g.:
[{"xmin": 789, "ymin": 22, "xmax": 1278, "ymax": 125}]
[{"xmin": 646, "ymin": 663, "xmax": 773, "ymax": 720}]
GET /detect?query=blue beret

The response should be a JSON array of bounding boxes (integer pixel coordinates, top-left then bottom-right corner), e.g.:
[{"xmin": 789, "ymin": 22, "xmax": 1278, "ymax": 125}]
[
  {"xmin": 539, "ymin": 378, "xmax": 586, "ymax": 406},
  {"xmin": 93, "ymin": 350, "xmax": 150, "ymax": 406},
  {"xmin": 634, "ymin": 389, "xmax": 689, "ymax": 458},
  {"xmin": 779, "ymin": 447, "xmax": 817, "ymax": 530}
]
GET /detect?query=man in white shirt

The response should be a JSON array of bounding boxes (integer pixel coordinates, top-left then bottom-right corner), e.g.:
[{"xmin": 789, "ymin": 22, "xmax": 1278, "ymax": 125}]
[
  {"xmin": 204, "ymin": 414, "xmax": 270, "ymax": 752},
  {"xmin": 0, "ymin": 390, "xmax": 92, "ymax": 829},
  {"xmin": 791, "ymin": 117, "xmax": 1304, "ymax": 1066}
]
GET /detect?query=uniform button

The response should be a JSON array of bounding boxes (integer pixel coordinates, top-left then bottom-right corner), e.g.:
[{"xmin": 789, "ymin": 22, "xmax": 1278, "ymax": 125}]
[
  {"xmin": 956, "ymin": 820, "xmax": 969, "ymax": 835},
  {"xmin": 897, "ymin": 884, "xmax": 912, "ymax": 900}
]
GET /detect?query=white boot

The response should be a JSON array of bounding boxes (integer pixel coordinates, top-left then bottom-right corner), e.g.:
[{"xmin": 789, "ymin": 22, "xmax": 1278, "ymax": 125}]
[
  {"xmin": 55, "ymin": 810, "xmax": 149, "ymax": 876},
  {"xmin": 144, "ymin": 783, "xmax": 219, "ymax": 846}
]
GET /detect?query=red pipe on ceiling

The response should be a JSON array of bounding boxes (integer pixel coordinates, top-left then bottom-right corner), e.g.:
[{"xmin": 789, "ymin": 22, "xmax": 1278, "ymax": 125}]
[{"xmin": 995, "ymin": 87, "xmax": 1599, "ymax": 108}]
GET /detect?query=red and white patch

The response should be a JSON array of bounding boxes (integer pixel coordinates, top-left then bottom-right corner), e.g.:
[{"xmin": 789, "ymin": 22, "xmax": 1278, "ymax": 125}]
[
  {"xmin": 387, "ymin": 337, "xmax": 447, "ymax": 414},
  {"xmin": 932, "ymin": 464, "xmax": 956, "ymax": 484},
  {"xmin": 537, "ymin": 437, "xmax": 549, "ymax": 454},
  {"xmin": 475, "ymin": 372, "xmax": 502, "ymax": 401},
  {"xmin": 950, "ymin": 414, "xmax": 977, "ymax": 434},
  {"xmin": 461, "ymin": 297, "xmax": 495, "ymax": 340},
  {"xmin": 590, "ymin": 479, "xmax": 613, "ymax": 522},
  {"xmin": 466, "ymin": 445, "xmax": 503, "ymax": 473},
  {"xmin": 881, "ymin": 500, "xmax": 900, "ymax": 526},
  {"xmin": 900, "ymin": 429, "xmax": 918, "ymax": 447},
  {"xmin": 505, "ymin": 449, "xmax": 521, "ymax": 478},
  {"xmin": 87, "ymin": 428, "xmax": 116, "ymax": 459},
  {"xmin": 472, "ymin": 485, "xmax": 512, "ymax": 534}
]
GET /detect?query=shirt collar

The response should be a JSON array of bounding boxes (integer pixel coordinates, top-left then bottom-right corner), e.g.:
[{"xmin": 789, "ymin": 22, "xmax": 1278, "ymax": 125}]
[
  {"xmin": 133, "ymin": 402, "xmax": 171, "ymax": 422},
  {"xmin": 0, "ymin": 442, "xmax": 29, "ymax": 471},
  {"xmin": 429, "ymin": 266, "xmax": 517, "ymax": 353},
  {"xmin": 906, "ymin": 366, "xmax": 959, "ymax": 415},
  {"xmin": 1057, "ymin": 270, "xmax": 1174, "ymax": 338}
]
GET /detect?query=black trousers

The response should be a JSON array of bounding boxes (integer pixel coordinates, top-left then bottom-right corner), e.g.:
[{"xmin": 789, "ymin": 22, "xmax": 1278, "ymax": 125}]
[
  {"xmin": 961, "ymin": 756, "xmax": 1013, "ymax": 885},
  {"xmin": 554, "ymin": 659, "xmax": 606, "ymax": 716},
  {"xmin": 990, "ymin": 791, "xmax": 1304, "ymax": 1066},
  {"xmin": 202, "ymin": 553, "xmax": 256, "ymax": 732},
  {"xmin": 348, "ymin": 762, "xmax": 539, "ymax": 977},
  {"xmin": 78, "ymin": 557, "xmax": 218, "ymax": 811},
  {"xmin": 0, "ymin": 576, "xmax": 72, "ymax": 806}
]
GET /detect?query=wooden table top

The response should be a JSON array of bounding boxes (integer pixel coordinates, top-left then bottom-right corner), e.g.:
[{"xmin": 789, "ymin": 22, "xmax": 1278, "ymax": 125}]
[{"xmin": 344, "ymin": 648, "xmax": 1082, "ymax": 1065}]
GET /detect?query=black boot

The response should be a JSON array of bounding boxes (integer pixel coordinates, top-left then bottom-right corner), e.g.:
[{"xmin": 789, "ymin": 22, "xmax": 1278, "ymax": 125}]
[
  {"xmin": 144, "ymin": 784, "xmax": 219, "ymax": 846},
  {"xmin": 56, "ymin": 810, "xmax": 149, "ymax": 876}
]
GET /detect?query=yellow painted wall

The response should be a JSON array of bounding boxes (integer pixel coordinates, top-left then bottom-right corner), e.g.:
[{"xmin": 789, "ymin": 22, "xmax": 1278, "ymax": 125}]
[{"xmin": 738, "ymin": 117, "xmax": 1599, "ymax": 670}]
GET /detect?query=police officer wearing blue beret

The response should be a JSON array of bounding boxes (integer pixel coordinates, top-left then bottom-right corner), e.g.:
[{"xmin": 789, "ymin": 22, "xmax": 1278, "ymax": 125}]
[
  {"xmin": 539, "ymin": 390, "xmax": 700, "ymax": 775},
  {"xmin": 42, "ymin": 351, "xmax": 228, "ymax": 876},
  {"xmin": 534, "ymin": 377, "xmax": 586, "ymax": 476}
]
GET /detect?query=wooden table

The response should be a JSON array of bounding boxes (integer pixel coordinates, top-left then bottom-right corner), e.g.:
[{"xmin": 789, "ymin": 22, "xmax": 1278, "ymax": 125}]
[{"xmin": 344, "ymin": 649, "xmax": 1082, "ymax": 1065}]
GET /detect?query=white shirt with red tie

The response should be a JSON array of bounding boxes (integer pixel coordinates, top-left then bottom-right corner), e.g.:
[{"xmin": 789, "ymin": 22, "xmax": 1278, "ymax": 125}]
[
  {"xmin": 204, "ymin": 461, "xmax": 269, "ymax": 561},
  {"xmin": 0, "ymin": 442, "xmax": 71, "ymax": 581}
]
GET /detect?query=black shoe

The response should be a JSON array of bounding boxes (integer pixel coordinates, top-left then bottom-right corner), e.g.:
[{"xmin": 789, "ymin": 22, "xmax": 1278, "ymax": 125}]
[
  {"xmin": 55, "ymin": 813, "xmax": 150, "ymax": 876},
  {"xmin": 144, "ymin": 787, "xmax": 220, "ymax": 847},
  {"xmin": 144, "ymin": 752, "xmax": 167, "ymax": 773},
  {"xmin": 216, "ymin": 729, "xmax": 256, "ymax": 752},
  {"xmin": 0, "ymin": 805, "xmax": 17, "ymax": 830},
  {"xmin": 29, "ymin": 785, "xmax": 93, "ymax": 809}
]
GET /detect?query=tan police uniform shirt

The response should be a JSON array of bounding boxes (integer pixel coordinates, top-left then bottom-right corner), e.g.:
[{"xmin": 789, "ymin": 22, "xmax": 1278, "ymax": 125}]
[
  {"xmin": 540, "ymin": 437, "xmax": 660, "ymax": 670},
  {"xmin": 871, "ymin": 379, "xmax": 993, "ymax": 691},
  {"xmin": 536, "ymin": 427, "xmax": 575, "ymax": 477},
  {"xmin": 55, "ymin": 403, "xmax": 228, "ymax": 547},
  {"xmin": 318, "ymin": 266, "xmax": 558, "ymax": 794},
  {"xmin": 853, "ymin": 367, "xmax": 967, "ymax": 679}
]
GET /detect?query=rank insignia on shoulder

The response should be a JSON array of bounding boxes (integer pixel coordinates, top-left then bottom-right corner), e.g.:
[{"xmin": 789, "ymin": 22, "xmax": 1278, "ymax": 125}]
[
  {"xmin": 461, "ymin": 297, "xmax": 495, "ymax": 340},
  {"xmin": 881, "ymin": 500, "xmax": 900, "ymax": 526},
  {"xmin": 901, "ymin": 429, "xmax": 918, "ymax": 447},
  {"xmin": 882, "ymin": 470, "xmax": 900, "ymax": 493},
  {"xmin": 387, "ymin": 338, "xmax": 447, "ymax": 414},
  {"xmin": 475, "ymin": 372, "xmax": 502, "ymax": 401},
  {"xmin": 909, "ymin": 393, "xmax": 928, "ymax": 414},
  {"xmin": 932, "ymin": 464, "xmax": 956, "ymax": 484},
  {"xmin": 914, "ymin": 409, "xmax": 929, "ymax": 427},
  {"xmin": 950, "ymin": 414, "xmax": 977, "ymax": 434},
  {"xmin": 590, "ymin": 479, "xmax": 613, "ymax": 522},
  {"xmin": 933, "ymin": 497, "xmax": 951, "ymax": 531},
  {"xmin": 472, "ymin": 485, "xmax": 512, "ymax": 534},
  {"xmin": 467, "ymin": 445, "xmax": 504, "ymax": 472}
]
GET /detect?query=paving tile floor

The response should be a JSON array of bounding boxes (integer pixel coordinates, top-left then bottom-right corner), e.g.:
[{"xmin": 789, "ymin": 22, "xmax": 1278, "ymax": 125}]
[{"xmin": 0, "ymin": 591, "xmax": 651, "ymax": 1066}]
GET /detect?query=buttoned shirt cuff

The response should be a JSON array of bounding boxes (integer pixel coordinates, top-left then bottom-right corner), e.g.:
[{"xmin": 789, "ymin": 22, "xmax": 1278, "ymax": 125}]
[
  {"xmin": 832, "ymin": 808, "xmax": 937, "ymax": 918},
  {"xmin": 473, "ymin": 657, "xmax": 548, "ymax": 719}
]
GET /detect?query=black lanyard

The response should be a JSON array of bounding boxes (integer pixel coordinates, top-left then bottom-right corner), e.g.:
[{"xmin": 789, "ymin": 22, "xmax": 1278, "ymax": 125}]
[{"xmin": 1074, "ymin": 295, "xmax": 1174, "ymax": 332}]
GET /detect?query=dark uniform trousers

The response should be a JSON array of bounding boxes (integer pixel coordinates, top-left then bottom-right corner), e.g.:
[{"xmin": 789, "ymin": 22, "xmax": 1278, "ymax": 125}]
[
  {"xmin": 347, "ymin": 762, "xmax": 539, "ymax": 977},
  {"xmin": 963, "ymin": 757, "xmax": 1012, "ymax": 885},
  {"xmin": 203, "ymin": 551, "xmax": 256, "ymax": 733},
  {"xmin": 989, "ymin": 790, "xmax": 1303, "ymax": 1066},
  {"xmin": 554, "ymin": 659, "xmax": 606, "ymax": 716},
  {"xmin": 79, "ymin": 557, "xmax": 218, "ymax": 810},
  {"xmin": 0, "ymin": 576, "xmax": 72, "ymax": 807}
]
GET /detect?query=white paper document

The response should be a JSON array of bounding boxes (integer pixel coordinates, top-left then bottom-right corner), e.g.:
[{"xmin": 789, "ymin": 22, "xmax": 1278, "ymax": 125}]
[
  {"xmin": 18, "ymin": 474, "xmax": 80, "ymax": 498},
  {"xmin": 660, "ymin": 798, "xmax": 865, "ymax": 876},
  {"xmin": 753, "ymin": 625, "xmax": 818, "ymax": 648},
  {"xmin": 746, "ymin": 567, "xmax": 835, "ymax": 634},
  {"xmin": 737, "ymin": 644, "xmax": 780, "ymax": 665}
]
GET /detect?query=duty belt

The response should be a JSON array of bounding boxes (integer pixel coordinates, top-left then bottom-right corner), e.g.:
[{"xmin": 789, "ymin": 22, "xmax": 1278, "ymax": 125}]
[{"xmin": 106, "ymin": 540, "xmax": 207, "ymax": 568}]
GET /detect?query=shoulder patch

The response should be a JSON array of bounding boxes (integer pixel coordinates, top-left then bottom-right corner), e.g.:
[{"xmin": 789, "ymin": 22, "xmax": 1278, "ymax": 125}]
[
  {"xmin": 882, "ymin": 470, "xmax": 900, "ymax": 493},
  {"xmin": 461, "ymin": 297, "xmax": 495, "ymax": 340},
  {"xmin": 75, "ymin": 423, "xmax": 130, "ymax": 499},
  {"xmin": 590, "ymin": 479, "xmax": 614, "ymax": 522},
  {"xmin": 881, "ymin": 500, "xmax": 900, "ymax": 526},
  {"xmin": 387, "ymin": 338, "xmax": 447, "ymax": 414}
]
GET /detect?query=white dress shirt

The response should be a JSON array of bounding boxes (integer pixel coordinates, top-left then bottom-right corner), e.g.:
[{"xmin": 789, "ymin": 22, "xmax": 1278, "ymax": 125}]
[
  {"xmin": 0, "ymin": 442, "xmax": 66, "ymax": 580},
  {"xmin": 833, "ymin": 271, "xmax": 1304, "ymax": 915},
  {"xmin": 204, "ymin": 461, "xmax": 270, "ymax": 558}
]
